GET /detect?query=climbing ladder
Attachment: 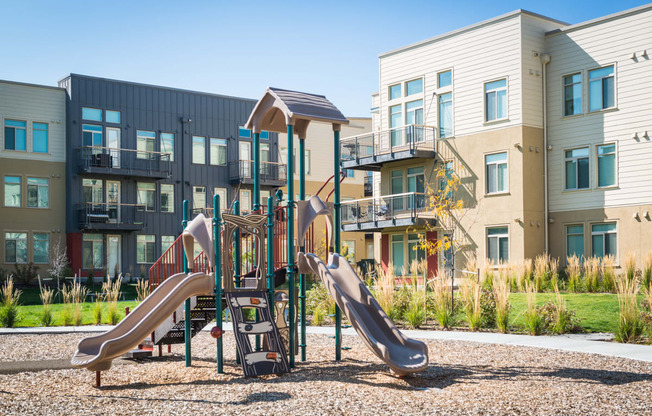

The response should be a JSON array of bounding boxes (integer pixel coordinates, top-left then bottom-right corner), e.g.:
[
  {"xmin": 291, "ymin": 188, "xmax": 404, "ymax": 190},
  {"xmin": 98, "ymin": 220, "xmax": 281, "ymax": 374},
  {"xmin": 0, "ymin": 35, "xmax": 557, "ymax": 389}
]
[{"xmin": 226, "ymin": 290, "xmax": 290, "ymax": 376}]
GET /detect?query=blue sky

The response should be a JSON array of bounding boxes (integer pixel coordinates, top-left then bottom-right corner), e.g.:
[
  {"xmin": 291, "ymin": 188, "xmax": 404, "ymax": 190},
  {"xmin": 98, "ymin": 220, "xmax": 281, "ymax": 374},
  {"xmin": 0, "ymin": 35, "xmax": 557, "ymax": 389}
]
[{"xmin": 0, "ymin": 0, "xmax": 648, "ymax": 116}]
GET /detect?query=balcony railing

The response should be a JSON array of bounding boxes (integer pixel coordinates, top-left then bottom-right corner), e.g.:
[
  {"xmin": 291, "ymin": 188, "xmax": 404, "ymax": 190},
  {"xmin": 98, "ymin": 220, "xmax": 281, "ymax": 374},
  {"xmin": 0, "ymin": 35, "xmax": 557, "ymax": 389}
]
[
  {"xmin": 77, "ymin": 146, "xmax": 171, "ymax": 178},
  {"xmin": 340, "ymin": 192, "xmax": 433, "ymax": 230},
  {"xmin": 229, "ymin": 160, "xmax": 287, "ymax": 185},
  {"xmin": 78, "ymin": 202, "xmax": 146, "ymax": 231},
  {"xmin": 340, "ymin": 125, "xmax": 437, "ymax": 170}
]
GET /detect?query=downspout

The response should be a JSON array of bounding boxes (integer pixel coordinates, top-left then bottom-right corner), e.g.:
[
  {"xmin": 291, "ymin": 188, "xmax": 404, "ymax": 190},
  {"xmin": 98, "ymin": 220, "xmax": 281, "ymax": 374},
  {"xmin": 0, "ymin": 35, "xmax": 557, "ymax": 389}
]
[{"xmin": 541, "ymin": 53, "xmax": 551, "ymax": 254}]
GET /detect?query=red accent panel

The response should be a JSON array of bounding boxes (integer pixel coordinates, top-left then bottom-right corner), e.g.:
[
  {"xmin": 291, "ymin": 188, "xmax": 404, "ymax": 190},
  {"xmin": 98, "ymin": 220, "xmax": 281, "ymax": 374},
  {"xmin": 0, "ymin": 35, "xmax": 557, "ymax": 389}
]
[
  {"xmin": 67, "ymin": 233, "xmax": 82, "ymax": 277},
  {"xmin": 381, "ymin": 234, "xmax": 389, "ymax": 272},
  {"xmin": 426, "ymin": 231, "xmax": 438, "ymax": 277}
]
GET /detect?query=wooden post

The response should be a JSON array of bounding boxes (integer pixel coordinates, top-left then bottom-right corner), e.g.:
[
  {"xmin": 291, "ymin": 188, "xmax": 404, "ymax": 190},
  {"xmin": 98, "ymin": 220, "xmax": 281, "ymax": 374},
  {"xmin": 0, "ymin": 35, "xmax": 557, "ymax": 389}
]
[{"xmin": 95, "ymin": 371, "xmax": 101, "ymax": 387}]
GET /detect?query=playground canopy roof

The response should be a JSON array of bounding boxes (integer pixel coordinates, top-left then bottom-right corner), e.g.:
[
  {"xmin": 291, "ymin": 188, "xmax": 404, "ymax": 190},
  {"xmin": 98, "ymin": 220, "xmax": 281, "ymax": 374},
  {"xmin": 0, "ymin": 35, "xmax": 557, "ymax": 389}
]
[{"xmin": 245, "ymin": 87, "xmax": 349, "ymax": 138}]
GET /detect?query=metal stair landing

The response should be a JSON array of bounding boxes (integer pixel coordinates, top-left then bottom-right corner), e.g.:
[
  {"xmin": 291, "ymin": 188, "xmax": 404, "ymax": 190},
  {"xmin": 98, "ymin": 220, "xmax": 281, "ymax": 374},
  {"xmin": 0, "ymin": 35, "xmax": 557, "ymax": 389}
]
[
  {"xmin": 227, "ymin": 290, "xmax": 290, "ymax": 377},
  {"xmin": 153, "ymin": 295, "xmax": 219, "ymax": 346}
]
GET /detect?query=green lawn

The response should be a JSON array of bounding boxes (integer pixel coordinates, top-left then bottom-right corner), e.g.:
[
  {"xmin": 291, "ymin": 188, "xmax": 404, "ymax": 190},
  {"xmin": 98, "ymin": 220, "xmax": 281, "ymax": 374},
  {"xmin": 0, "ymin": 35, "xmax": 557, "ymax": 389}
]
[
  {"xmin": 16, "ymin": 283, "xmax": 140, "ymax": 306},
  {"xmin": 12, "ymin": 301, "xmax": 140, "ymax": 327}
]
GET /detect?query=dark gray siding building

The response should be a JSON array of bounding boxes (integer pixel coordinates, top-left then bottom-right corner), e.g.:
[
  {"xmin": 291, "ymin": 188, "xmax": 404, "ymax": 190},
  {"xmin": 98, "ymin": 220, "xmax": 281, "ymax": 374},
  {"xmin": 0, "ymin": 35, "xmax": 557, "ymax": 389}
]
[{"xmin": 59, "ymin": 74, "xmax": 283, "ymax": 279}]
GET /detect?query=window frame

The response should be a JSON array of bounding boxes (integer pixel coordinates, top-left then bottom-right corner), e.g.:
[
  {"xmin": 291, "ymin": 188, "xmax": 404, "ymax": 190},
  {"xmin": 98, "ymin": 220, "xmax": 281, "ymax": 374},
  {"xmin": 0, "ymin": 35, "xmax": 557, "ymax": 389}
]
[
  {"xmin": 32, "ymin": 232, "xmax": 50, "ymax": 264},
  {"xmin": 437, "ymin": 69, "xmax": 453, "ymax": 89},
  {"xmin": 588, "ymin": 64, "xmax": 616, "ymax": 113},
  {"xmin": 105, "ymin": 110, "xmax": 121, "ymax": 124},
  {"xmin": 137, "ymin": 182, "xmax": 156, "ymax": 212},
  {"xmin": 405, "ymin": 78, "xmax": 423, "ymax": 97},
  {"xmin": 209, "ymin": 137, "xmax": 227, "ymax": 166},
  {"xmin": 4, "ymin": 231, "xmax": 28, "ymax": 264},
  {"xmin": 32, "ymin": 122, "xmax": 49, "ymax": 153},
  {"xmin": 565, "ymin": 223, "xmax": 584, "ymax": 259},
  {"xmin": 192, "ymin": 186, "xmax": 207, "ymax": 213},
  {"xmin": 136, "ymin": 234, "xmax": 156, "ymax": 264},
  {"xmin": 82, "ymin": 233, "xmax": 104, "ymax": 269},
  {"xmin": 192, "ymin": 136, "xmax": 206, "ymax": 164},
  {"xmin": 563, "ymin": 146, "xmax": 591, "ymax": 191},
  {"xmin": 160, "ymin": 183, "xmax": 175, "ymax": 213},
  {"xmin": 82, "ymin": 124, "xmax": 103, "ymax": 148},
  {"xmin": 590, "ymin": 222, "xmax": 617, "ymax": 259},
  {"xmin": 438, "ymin": 92, "xmax": 453, "ymax": 138},
  {"xmin": 27, "ymin": 177, "xmax": 49, "ymax": 209},
  {"xmin": 596, "ymin": 143, "xmax": 617, "ymax": 189},
  {"xmin": 486, "ymin": 225, "xmax": 509, "ymax": 264},
  {"xmin": 161, "ymin": 235, "xmax": 175, "ymax": 256},
  {"xmin": 160, "ymin": 132, "xmax": 174, "ymax": 162},
  {"xmin": 4, "ymin": 175, "xmax": 22, "ymax": 207},
  {"xmin": 81, "ymin": 107, "xmax": 103, "ymax": 122},
  {"xmin": 483, "ymin": 77, "xmax": 508, "ymax": 123},
  {"xmin": 4, "ymin": 119, "xmax": 27, "ymax": 152},
  {"xmin": 136, "ymin": 130, "xmax": 156, "ymax": 160},
  {"xmin": 562, "ymin": 71, "xmax": 583, "ymax": 117},
  {"xmin": 484, "ymin": 151, "xmax": 509, "ymax": 195}
]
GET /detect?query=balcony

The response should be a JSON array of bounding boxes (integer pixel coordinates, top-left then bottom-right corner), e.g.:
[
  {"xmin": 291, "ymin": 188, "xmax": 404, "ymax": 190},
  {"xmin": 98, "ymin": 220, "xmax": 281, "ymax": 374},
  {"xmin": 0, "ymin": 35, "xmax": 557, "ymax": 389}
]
[
  {"xmin": 78, "ymin": 203, "xmax": 146, "ymax": 231},
  {"xmin": 340, "ymin": 125, "xmax": 437, "ymax": 171},
  {"xmin": 340, "ymin": 192, "xmax": 435, "ymax": 232},
  {"xmin": 229, "ymin": 160, "xmax": 287, "ymax": 187},
  {"xmin": 77, "ymin": 146, "xmax": 171, "ymax": 179}
]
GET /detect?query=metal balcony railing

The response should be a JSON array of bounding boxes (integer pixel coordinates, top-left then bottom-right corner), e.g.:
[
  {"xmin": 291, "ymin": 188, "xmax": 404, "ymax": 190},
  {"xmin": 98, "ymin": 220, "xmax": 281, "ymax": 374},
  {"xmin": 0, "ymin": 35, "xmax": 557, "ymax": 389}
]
[
  {"xmin": 77, "ymin": 146, "xmax": 171, "ymax": 177},
  {"xmin": 78, "ymin": 202, "xmax": 146, "ymax": 230},
  {"xmin": 340, "ymin": 192, "xmax": 430, "ymax": 225},
  {"xmin": 229, "ymin": 160, "xmax": 287, "ymax": 184},
  {"xmin": 340, "ymin": 124, "xmax": 436, "ymax": 162}
]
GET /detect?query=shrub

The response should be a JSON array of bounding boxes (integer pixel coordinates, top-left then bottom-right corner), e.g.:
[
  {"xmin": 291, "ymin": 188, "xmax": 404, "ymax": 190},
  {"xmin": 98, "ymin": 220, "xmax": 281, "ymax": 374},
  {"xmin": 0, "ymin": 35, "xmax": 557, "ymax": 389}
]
[
  {"xmin": 642, "ymin": 283, "xmax": 652, "ymax": 330},
  {"xmin": 493, "ymin": 272, "xmax": 510, "ymax": 333},
  {"xmin": 566, "ymin": 255, "xmax": 582, "ymax": 293},
  {"xmin": 482, "ymin": 260, "xmax": 495, "ymax": 291},
  {"xmin": 602, "ymin": 255, "xmax": 616, "ymax": 293},
  {"xmin": 614, "ymin": 274, "xmax": 644, "ymax": 343},
  {"xmin": 404, "ymin": 289, "xmax": 426, "ymax": 329},
  {"xmin": 540, "ymin": 285, "xmax": 581, "ymax": 334},
  {"xmin": 312, "ymin": 305, "xmax": 326, "ymax": 326},
  {"xmin": 392, "ymin": 285, "xmax": 411, "ymax": 321},
  {"xmin": 624, "ymin": 252, "xmax": 637, "ymax": 283},
  {"xmin": 584, "ymin": 257, "xmax": 600, "ymax": 293},
  {"xmin": 430, "ymin": 275, "xmax": 454, "ymax": 329},
  {"xmin": 524, "ymin": 281, "xmax": 544, "ymax": 335},
  {"xmin": 13, "ymin": 263, "xmax": 39, "ymax": 285},
  {"xmin": 459, "ymin": 277, "xmax": 482, "ymax": 331},
  {"xmin": 0, "ymin": 277, "xmax": 22, "ymax": 328},
  {"xmin": 480, "ymin": 289, "xmax": 496, "ymax": 328},
  {"xmin": 643, "ymin": 252, "xmax": 652, "ymax": 289},
  {"xmin": 39, "ymin": 286, "xmax": 54, "ymax": 327}
]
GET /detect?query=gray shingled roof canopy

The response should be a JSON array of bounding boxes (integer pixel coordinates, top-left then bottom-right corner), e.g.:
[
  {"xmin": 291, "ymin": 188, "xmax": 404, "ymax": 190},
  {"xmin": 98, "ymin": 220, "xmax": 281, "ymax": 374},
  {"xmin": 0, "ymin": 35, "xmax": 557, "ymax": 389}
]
[{"xmin": 245, "ymin": 87, "xmax": 349, "ymax": 138}]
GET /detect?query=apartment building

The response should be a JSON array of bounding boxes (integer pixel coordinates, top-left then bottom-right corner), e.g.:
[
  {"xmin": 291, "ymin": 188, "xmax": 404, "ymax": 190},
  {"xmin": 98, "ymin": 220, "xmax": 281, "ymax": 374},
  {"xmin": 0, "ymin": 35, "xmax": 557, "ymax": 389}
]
[
  {"xmin": 279, "ymin": 118, "xmax": 373, "ymax": 263},
  {"xmin": 59, "ymin": 74, "xmax": 283, "ymax": 279},
  {"xmin": 0, "ymin": 80, "xmax": 67, "ymax": 272}
]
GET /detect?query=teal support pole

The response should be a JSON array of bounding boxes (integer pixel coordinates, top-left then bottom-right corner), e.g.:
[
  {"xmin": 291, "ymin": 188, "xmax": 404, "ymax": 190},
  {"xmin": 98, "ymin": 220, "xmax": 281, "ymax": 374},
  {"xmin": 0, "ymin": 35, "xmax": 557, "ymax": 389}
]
[
  {"xmin": 286, "ymin": 124, "xmax": 295, "ymax": 368},
  {"xmin": 234, "ymin": 200, "xmax": 241, "ymax": 288},
  {"xmin": 298, "ymin": 137, "xmax": 307, "ymax": 362},
  {"xmin": 333, "ymin": 128, "xmax": 342, "ymax": 361},
  {"xmin": 182, "ymin": 200, "xmax": 192, "ymax": 367},
  {"xmin": 213, "ymin": 195, "xmax": 223, "ymax": 373},
  {"xmin": 253, "ymin": 131, "xmax": 261, "ymax": 351},
  {"xmin": 267, "ymin": 196, "xmax": 275, "ymax": 319}
]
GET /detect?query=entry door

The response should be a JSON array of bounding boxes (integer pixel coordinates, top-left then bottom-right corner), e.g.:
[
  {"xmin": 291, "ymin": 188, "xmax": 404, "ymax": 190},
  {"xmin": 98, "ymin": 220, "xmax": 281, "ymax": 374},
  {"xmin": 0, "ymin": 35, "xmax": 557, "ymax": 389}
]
[
  {"xmin": 106, "ymin": 127, "xmax": 121, "ymax": 167},
  {"xmin": 106, "ymin": 181, "xmax": 120, "ymax": 223},
  {"xmin": 107, "ymin": 235, "xmax": 121, "ymax": 279},
  {"xmin": 240, "ymin": 142, "xmax": 251, "ymax": 178}
]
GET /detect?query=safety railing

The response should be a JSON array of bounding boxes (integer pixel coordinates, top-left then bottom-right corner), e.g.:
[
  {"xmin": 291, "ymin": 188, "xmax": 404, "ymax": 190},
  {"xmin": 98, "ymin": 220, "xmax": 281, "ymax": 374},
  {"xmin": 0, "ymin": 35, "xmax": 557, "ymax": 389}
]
[
  {"xmin": 228, "ymin": 160, "xmax": 287, "ymax": 184},
  {"xmin": 77, "ymin": 146, "xmax": 171, "ymax": 177},
  {"xmin": 78, "ymin": 202, "xmax": 146, "ymax": 230},
  {"xmin": 148, "ymin": 234, "xmax": 210, "ymax": 289},
  {"xmin": 340, "ymin": 124, "xmax": 436, "ymax": 162},
  {"xmin": 340, "ymin": 192, "xmax": 429, "ymax": 225}
]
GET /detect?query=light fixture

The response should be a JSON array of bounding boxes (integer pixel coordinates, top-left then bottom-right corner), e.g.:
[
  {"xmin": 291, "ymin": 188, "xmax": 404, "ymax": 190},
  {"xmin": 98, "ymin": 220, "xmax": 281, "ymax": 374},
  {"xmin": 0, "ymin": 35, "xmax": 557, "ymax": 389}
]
[
  {"xmin": 514, "ymin": 143, "xmax": 521, "ymax": 149},
  {"xmin": 642, "ymin": 50, "xmax": 648, "ymax": 59},
  {"xmin": 631, "ymin": 52, "xmax": 637, "ymax": 60},
  {"xmin": 548, "ymin": 218, "xmax": 555, "ymax": 224},
  {"xmin": 514, "ymin": 218, "xmax": 522, "ymax": 223},
  {"xmin": 634, "ymin": 212, "xmax": 640, "ymax": 220},
  {"xmin": 633, "ymin": 132, "xmax": 639, "ymax": 140},
  {"xmin": 644, "ymin": 131, "xmax": 650, "ymax": 140},
  {"xmin": 645, "ymin": 211, "xmax": 650, "ymax": 220},
  {"xmin": 547, "ymin": 144, "xmax": 553, "ymax": 151}
]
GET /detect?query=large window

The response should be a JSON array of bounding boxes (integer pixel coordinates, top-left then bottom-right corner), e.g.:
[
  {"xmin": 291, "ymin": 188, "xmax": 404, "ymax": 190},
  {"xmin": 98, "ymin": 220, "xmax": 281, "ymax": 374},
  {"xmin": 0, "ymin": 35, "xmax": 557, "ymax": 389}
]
[
  {"xmin": 193, "ymin": 186, "xmax": 206, "ymax": 213},
  {"xmin": 161, "ymin": 235, "xmax": 175, "ymax": 254},
  {"xmin": 82, "ymin": 107, "xmax": 102, "ymax": 121},
  {"xmin": 342, "ymin": 240, "xmax": 356, "ymax": 262},
  {"xmin": 405, "ymin": 79, "xmax": 423, "ymax": 96},
  {"xmin": 597, "ymin": 144, "xmax": 616, "ymax": 187},
  {"xmin": 105, "ymin": 110, "xmax": 121, "ymax": 124},
  {"xmin": 589, "ymin": 66, "xmax": 615, "ymax": 112},
  {"xmin": 389, "ymin": 104, "xmax": 402, "ymax": 147},
  {"xmin": 391, "ymin": 234, "xmax": 405, "ymax": 275},
  {"xmin": 407, "ymin": 233, "xmax": 426, "ymax": 265},
  {"xmin": 33, "ymin": 233, "xmax": 49, "ymax": 264},
  {"xmin": 27, "ymin": 178, "xmax": 49, "ymax": 208},
  {"xmin": 214, "ymin": 187, "xmax": 227, "ymax": 215},
  {"xmin": 82, "ymin": 179, "xmax": 103, "ymax": 204},
  {"xmin": 591, "ymin": 222, "xmax": 617, "ymax": 258},
  {"xmin": 161, "ymin": 133, "xmax": 174, "ymax": 161},
  {"xmin": 33, "ymin": 122, "xmax": 48, "ymax": 153},
  {"xmin": 240, "ymin": 189, "xmax": 252, "ymax": 212},
  {"xmin": 82, "ymin": 233, "xmax": 103, "ymax": 269},
  {"xmin": 4, "ymin": 176, "xmax": 21, "ymax": 207},
  {"xmin": 487, "ymin": 226, "xmax": 509, "ymax": 263},
  {"xmin": 5, "ymin": 232, "xmax": 27, "ymax": 263},
  {"xmin": 485, "ymin": 152, "xmax": 508, "ymax": 194},
  {"xmin": 136, "ymin": 130, "xmax": 155, "ymax": 159},
  {"xmin": 4, "ymin": 120, "xmax": 26, "ymax": 151},
  {"xmin": 566, "ymin": 224, "xmax": 584, "ymax": 258},
  {"xmin": 565, "ymin": 147, "xmax": 590, "ymax": 190},
  {"xmin": 438, "ymin": 92, "xmax": 453, "ymax": 138},
  {"xmin": 485, "ymin": 79, "xmax": 507, "ymax": 122},
  {"xmin": 82, "ymin": 124, "xmax": 102, "ymax": 147},
  {"xmin": 210, "ymin": 138, "xmax": 227, "ymax": 166},
  {"xmin": 192, "ymin": 136, "xmax": 206, "ymax": 164},
  {"xmin": 137, "ymin": 235, "xmax": 156, "ymax": 263},
  {"xmin": 563, "ymin": 73, "xmax": 582, "ymax": 116},
  {"xmin": 438, "ymin": 70, "xmax": 452, "ymax": 88},
  {"xmin": 137, "ymin": 182, "xmax": 156, "ymax": 211},
  {"xmin": 160, "ymin": 184, "xmax": 174, "ymax": 213}
]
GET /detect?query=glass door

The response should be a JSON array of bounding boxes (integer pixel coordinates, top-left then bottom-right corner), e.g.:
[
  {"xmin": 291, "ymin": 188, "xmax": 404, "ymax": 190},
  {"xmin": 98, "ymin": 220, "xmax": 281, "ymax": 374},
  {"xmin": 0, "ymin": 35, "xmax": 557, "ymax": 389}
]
[
  {"xmin": 106, "ymin": 127, "xmax": 120, "ymax": 168},
  {"xmin": 240, "ymin": 142, "xmax": 251, "ymax": 179},
  {"xmin": 106, "ymin": 181, "xmax": 120, "ymax": 223},
  {"xmin": 107, "ymin": 235, "xmax": 121, "ymax": 279},
  {"xmin": 390, "ymin": 169, "xmax": 404, "ymax": 213},
  {"xmin": 407, "ymin": 166, "xmax": 425, "ymax": 210}
]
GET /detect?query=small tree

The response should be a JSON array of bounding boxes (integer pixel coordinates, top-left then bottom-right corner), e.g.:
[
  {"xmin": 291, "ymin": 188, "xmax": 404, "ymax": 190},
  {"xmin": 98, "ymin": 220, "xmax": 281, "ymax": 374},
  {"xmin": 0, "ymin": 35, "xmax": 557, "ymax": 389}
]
[{"xmin": 48, "ymin": 240, "xmax": 68, "ymax": 287}]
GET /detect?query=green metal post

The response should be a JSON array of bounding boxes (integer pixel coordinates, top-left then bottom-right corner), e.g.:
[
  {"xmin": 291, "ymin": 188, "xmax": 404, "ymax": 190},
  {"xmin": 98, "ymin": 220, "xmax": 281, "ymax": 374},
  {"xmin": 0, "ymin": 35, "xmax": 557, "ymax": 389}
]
[
  {"xmin": 213, "ymin": 195, "xmax": 223, "ymax": 373},
  {"xmin": 286, "ymin": 124, "xmax": 295, "ymax": 368},
  {"xmin": 182, "ymin": 200, "xmax": 192, "ymax": 367},
  {"xmin": 333, "ymin": 129, "xmax": 342, "ymax": 361},
  {"xmin": 267, "ymin": 196, "xmax": 275, "ymax": 318},
  {"xmin": 234, "ymin": 200, "xmax": 241, "ymax": 288},
  {"xmin": 253, "ymin": 131, "xmax": 261, "ymax": 351},
  {"xmin": 298, "ymin": 137, "xmax": 306, "ymax": 362}
]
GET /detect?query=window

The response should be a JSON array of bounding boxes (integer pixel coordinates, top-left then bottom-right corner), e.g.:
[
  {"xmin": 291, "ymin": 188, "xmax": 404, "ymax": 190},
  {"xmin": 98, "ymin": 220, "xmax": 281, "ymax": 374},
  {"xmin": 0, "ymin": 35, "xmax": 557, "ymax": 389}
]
[
  {"xmin": 485, "ymin": 79, "xmax": 507, "ymax": 122},
  {"xmin": 160, "ymin": 184, "xmax": 174, "ymax": 213},
  {"xmin": 260, "ymin": 131, "xmax": 269, "ymax": 140},
  {"xmin": 137, "ymin": 235, "xmax": 156, "ymax": 263},
  {"xmin": 487, "ymin": 226, "xmax": 509, "ymax": 263},
  {"xmin": 193, "ymin": 186, "xmax": 206, "ymax": 213},
  {"xmin": 192, "ymin": 136, "xmax": 205, "ymax": 164},
  {"xmin": 5, "ymin": 232, "xmax": 27, "ymax": 263},
  {"xmin": 82, "ymin": 107, "xmax": 102, "ymax": 121},
  {"xmin": 82, "ymin": 179, "xmax": 103, "ymax": 204},
  {"xmin": 438, "ymin": 92, "xmax": 453, "ymax": 138},
  {"xmin": 238, "ymin": 127, "xmax": 252, "ymax": 138},
  {"xmin": 343, "ymin": 169, "xmax": 354, "ymax": 178},
  {"xmin": 391, "ymin": 169, "xmax": 403, "ymax": 211},
  {"xmin": 4, "ymin": 120, "xmax": 26, "ymax": 151},
  {"xmin": 591, "ymin": 222, "xmax": 617, "ymax": 258},
  {"xmin": 565, "ymin": 147, "xmax": 589, "ymax": 190},
  {"xmin": 33, "ymin": 233, "xmax": 49, "ymax": 264},
  {"xmin": 161, "ymin": 133, "xmax": 174, "ymax": 162},
  {"xmin": 82, "ymin": 124, "xmax": 102, "ymax": 147},
  {"xmin": 563, "ymin": 73, "xmax": 582, "ymax": 116},
  {"xmin": 105, "ymin": 110, "xmax": 120, "ymax": 124},
  {"xmin": 210, "ymin": 138, "xmax": 227, "ymax": 166},
  {"xmin": 589, "ymin": 66, "xmax": 615, "ymax": 112},
  {"xmin": 82, "ymin": 233, "xmax": 103, "ymax": 269},
  {"xmin": 137, "ymin": 182, "xmax": 156, "ymax": 211},
  {"xmin": 485, "ymin": 152, "xmax": 508, "ymax": 194},
  {"xmin": 161, "ymin": 235, "xmax": 175, "ymax": 254},
  {"xmin": 406, "ymin": 100, "xmax": 423, "ymax": 126},
  {"xmin": 33, "ymin": 122, "xmax": 48, "ymax": 153},
  {"xmin": 341, "ymin": 240, "xmax": 356, "ymax": 262},
  {"xmin": 391, "ymin": 234, "xmax": 405, "ymax": 275},
  {"xmin": 407, "ymin": 166, "xmax": 425, "ymax": 209},
  {"xmin": 240, "ymin": 189, "xmax": 251, "ymax": 212},
  {"xmin": 4, "ymin": 176, "xmax": 21, "ymax": 207},
  {"xmin": 566, "ymin": 225, "xmax": 584, "ymax": 258},
  {"xmin": 389, "ymin": 104, "xmax": 402, "ymax": 147},
  {"xmin": 405, "ymin": 79, "xmax": 423, "ymax": 96},
  {"xmin": 136, "ymin": 130, "xmax": 155, "ymax": 159},
  {"xmin": 597, "ymin": 144, "xmax": 616, "ymax": 187},
  {"xmin": 214, "ymin": 187, "xmax": 227, "ymax": 216},
  {"xmin": 438, "ymin": 70, "xmax": 452, "ymax": 88},
  {"xmin": 27, "ymin": 178, "xmax": 49, "ymax": 208},
  {"xmin": 407, "ymin": 233, "xmax": 426, "ymax": 265},
  {"xmin": 304, "ymin": 149, "xmax": 311, "ymax": 175},
  {"xmin": 389, "ymin": 84, "xmax": 401, "ymax": 100}
]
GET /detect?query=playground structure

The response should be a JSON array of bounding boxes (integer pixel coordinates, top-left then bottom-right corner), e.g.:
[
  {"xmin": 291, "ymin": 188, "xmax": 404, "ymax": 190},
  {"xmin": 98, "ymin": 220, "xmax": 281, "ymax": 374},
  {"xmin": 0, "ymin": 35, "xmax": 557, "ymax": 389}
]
[{"xmin": 71, "ymin": 87, "xmax": 429, "ymax": 382}]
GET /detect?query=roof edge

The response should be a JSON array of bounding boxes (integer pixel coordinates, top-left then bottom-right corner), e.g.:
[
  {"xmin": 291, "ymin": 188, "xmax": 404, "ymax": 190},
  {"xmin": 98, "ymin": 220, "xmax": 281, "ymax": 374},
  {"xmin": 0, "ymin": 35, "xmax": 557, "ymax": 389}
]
[
  {"xmin": 0, "ymin": 79, "xmax": 65, "ymax": 93},
  {"xmin": 546, "ymin": 3, "xmax": 652, "ymax": 36}
]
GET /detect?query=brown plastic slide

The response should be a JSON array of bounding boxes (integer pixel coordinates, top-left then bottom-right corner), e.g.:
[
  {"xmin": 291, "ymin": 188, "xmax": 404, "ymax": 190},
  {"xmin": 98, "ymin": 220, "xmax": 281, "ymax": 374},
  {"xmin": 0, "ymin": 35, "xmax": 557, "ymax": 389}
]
[{"xmin": 71, "ymin": 272, "xmax": 214, "ymax": 371}]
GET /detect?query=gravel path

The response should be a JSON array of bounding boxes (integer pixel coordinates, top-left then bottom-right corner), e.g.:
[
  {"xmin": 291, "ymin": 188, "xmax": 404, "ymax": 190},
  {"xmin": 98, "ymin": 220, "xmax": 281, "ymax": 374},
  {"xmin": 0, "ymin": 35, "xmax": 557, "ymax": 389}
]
[{"xmin": 0, "ymin": 332, "xmax": 651, "ymax": 415}]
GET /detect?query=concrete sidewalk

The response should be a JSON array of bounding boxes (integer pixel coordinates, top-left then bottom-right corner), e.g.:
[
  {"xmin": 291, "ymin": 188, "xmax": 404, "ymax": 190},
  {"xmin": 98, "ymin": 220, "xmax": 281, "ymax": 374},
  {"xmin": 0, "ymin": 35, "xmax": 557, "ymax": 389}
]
[{"xmin": 1, "ymin": 324, "xmax": 650, "ymax": 363}]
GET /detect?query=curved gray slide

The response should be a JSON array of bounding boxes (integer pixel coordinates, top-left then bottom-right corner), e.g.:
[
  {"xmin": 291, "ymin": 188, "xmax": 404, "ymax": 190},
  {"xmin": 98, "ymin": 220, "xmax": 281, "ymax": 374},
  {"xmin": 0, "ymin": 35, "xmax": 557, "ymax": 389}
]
[
  {"xmin": 71, "ymin": 272, "xmax": 214, "ymax": 371},
  {"xmin": 298, "ymin": 252, "xmax": 429, "ymax": 376}
]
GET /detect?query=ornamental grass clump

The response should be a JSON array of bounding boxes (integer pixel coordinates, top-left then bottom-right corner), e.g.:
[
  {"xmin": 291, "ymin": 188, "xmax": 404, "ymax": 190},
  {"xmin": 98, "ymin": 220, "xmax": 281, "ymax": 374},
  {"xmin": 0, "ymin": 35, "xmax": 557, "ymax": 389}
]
[
  {"xmin": 93, "ymin": 292, "xmax": 105, "ymax": 325},
  {"xmin": 614, "ymin": 274, "xmax": 644, "ymax": 343},
  {"xmin": 624, "ymin": 252, "xmax": 637, "ymax": 283},
  {"xmin": 482, "ymin": 260, "xmax": 495, "ymax": 291},
  {"xmin": 493, "ymin": 271, "xmax": 510, "ymax": 333},
  {"xmin": 39, "ymin": 286, "xmax": 54, "ymax": 327},
  {"xmin": 533, "ymin": 254, "xmax": 550, "ymax": 293},
  {"xmin": 459, "ymin": 276, "xmax": 482, "ymax": 331},
  {"xmin": 374, "ymin": 265, "xmax": 397, "ymax": 321},
  {"xmin": 601, "ymin": 255, "xmax": 616, "ymax": 293},
  {"xmin": 136, "ymin": 279, "xmax": 150, "ymax": 302},
  {"xmin": 643, "ymin": 252, "xmax": 652, "ymax": 289},
  {"xmin": 0, "ymin": 277, "xmax": 22, "ymax": 328},
  {"xmin": 547, "ymin": 284, "xmax": 578, "ymax": 334},
  {"xmin": 404, "ymin": 288, "xmax": 426, "ymax": 329},
  {"xmin": 642, "ymin": 283, "xmax": 652, "ymax": 330},
  {"xmin": 584, "ymin": 257, "xmax": 601, "ymax": 293},
  {"xmin": 566, "ymin": 255, "xmax": 582, "ymax": 293},
  {"xmin": 524, "ymin": 281, "xmax": 544, "ymax": 335},
  {"xmin": 59, "ymin": 284, "xmax": 74, "ymax": 326},
  {"xmin": 430, "ymin": 273, "xmax": 454, "ymax": 329},
  {"xmin": 103, "ymin": 275, "xmax": 123, "ymax": 325},
  {"xmin": 70, "ymin": 281, "xmax": 89, "ymax": 326}
]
